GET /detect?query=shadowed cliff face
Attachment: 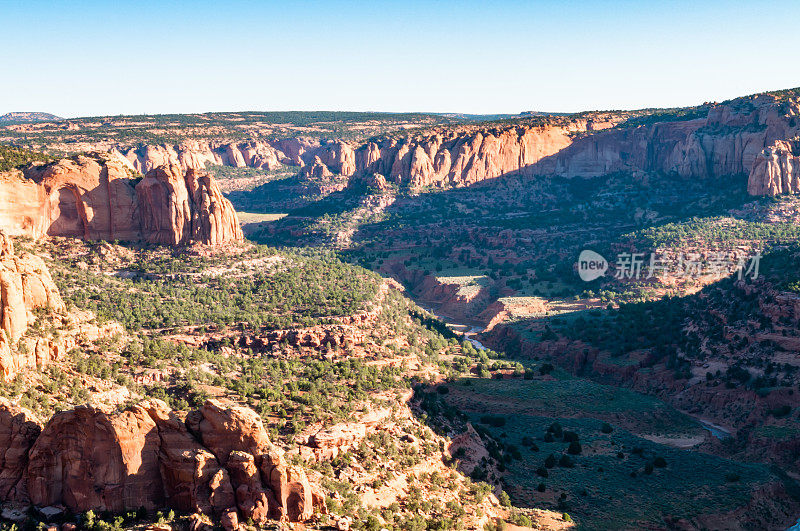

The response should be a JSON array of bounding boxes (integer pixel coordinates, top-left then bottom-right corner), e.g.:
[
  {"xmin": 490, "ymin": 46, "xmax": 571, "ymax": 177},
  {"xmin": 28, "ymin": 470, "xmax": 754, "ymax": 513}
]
[
  {"xmin": 117, "ymin": 92, "xmax": 800, "ymax": 196},
  {"xmin": 353, "ymin": 93, "xmax": 799, "ymax": 193},
  {"xmin": 0, "ymin": 153, "xmax": 243, "ymax": 246},
  {"xmin": 537, "ymin": 94, "xmax": 800, "ymax": 196}
]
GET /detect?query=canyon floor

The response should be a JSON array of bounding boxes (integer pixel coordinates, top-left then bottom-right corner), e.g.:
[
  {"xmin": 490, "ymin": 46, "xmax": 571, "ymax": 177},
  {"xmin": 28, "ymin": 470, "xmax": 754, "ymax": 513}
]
[{"xmin": 2, "ymin": 88, "xmax": 800, "ymax": 530}]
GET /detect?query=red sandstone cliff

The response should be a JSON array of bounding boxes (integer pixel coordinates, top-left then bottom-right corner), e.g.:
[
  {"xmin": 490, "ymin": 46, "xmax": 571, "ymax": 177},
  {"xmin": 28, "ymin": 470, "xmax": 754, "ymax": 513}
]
[
  {"xmin": 119, "ymin": 137, "xmax": 355, "ymax": 177},
  {"xmin": 537, "ymin": 94, "xmax": 800, "ymax": 196},
  {"xmin": 349, "ymin": 93, "xmax": 800, "ymax": 193},
  {"xmin": 9, "ymin": 398, "xmax": 324, "ymax": 524},
  {"xmin": 0, "ymin": 153, "xmax": 242, "ymax": 246},
  {"xmin": 0, "ymin": 232, "xmax": 64, "ymax": 378},
  {"xmin": 109, "ymin": 92, "xmax": 800, "ymax": 196}
]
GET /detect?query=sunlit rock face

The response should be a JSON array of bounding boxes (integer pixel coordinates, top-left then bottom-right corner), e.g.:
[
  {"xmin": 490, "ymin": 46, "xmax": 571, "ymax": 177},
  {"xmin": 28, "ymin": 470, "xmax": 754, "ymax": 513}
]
[{"xmin": 0, "ymin": 152, "xmax": 243, "ymax": 245}]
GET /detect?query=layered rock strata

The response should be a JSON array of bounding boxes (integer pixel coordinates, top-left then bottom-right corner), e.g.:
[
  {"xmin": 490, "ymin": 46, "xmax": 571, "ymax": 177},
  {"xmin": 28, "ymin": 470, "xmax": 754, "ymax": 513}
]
[
  {"xmin": 1, "ymin": 398, "xmax": 323, "ymax": 524},
  {"xmin": 0, "ymin": 153, "xmax": 242, "ymax": 245},
  {"xmin": 113, "ymin": 93, "xmax": 800, "ymax": 195}
]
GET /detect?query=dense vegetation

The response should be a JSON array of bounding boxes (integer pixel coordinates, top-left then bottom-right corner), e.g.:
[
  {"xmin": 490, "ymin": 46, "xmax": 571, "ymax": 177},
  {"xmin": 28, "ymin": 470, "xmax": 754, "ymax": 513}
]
[
  {"xmin": 47, "ymin": 243, "xmax": 380, "ymax": 331},
  {"xmin": 626, "ymin": 216, "xmax": 800, "ymax": 248},
  {"xmin": 0, "ymin": 143, "xmax": 53, "ymax": 171}
]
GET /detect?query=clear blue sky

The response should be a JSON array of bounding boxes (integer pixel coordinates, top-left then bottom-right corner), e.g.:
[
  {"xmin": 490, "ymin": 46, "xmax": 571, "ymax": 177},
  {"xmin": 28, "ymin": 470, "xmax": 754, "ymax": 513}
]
[{"xmin": 2, "ymin": 0, "xmax": 798, "ymax": 117}]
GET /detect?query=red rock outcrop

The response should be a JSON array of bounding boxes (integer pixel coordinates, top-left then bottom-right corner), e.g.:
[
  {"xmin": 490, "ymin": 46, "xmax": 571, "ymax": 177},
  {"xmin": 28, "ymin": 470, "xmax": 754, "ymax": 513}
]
[
  {"xmin": 347, "ymin": 93, "xmax": 800, "ymax": 194},
  {"xmin": 26, "ymin": 400, "xmax": 235, "ymax": 513},
  {"xmin": 0, "ymin": 232, "xmax": 64, "ymax": 378},
  {"xmin": 23, "ymin": 92, "xmax": 800, "ymax": 200},
  {"xmin": 748, "ymin": 139, "xmax": 800, "ymax": 195},
  {"xmin": 353, "ymin": 123, "xmax": 582, "ymax": 189},
  {"xmin": 26, "ymin": 403, "xmax": 167, "ymax": 512},
  {"xmin": 298, "ymin": 156, "xmax": 333, "ymax": 179},
  {"xmin": 5, "ymin": 152, "xmax": 141, "ymax": 241},
  {"xmin": 136, "ymin": 165, "xmax": 242, "ymax": 246},
  {"xmin": 187, "ymin": 399, "xmax": 323, "ymax": 523},
  {"xmin": 140, "ymin": 400, "xmax": 235, "ymax": 516},
  {"xmin": 184, "ymin": 168, "xmax": 244, "ymax": 245},
  {"xmin": 0, "ymin": 399, "xmax": 41, "ymax": 502},
  {"xmin": 6, "ymin": 399, "xmax": 322, "ymax": 523},
  {"xmin": 121, "ymin": 138, "xmax": 356, "ymax": 176},
  {"xmin": 0, "ymin": 153, "xmax": 242, "ymax": 246},
  {"xmin": 535, "ymin": 94, "xmax": 800, "ymax": 196}
]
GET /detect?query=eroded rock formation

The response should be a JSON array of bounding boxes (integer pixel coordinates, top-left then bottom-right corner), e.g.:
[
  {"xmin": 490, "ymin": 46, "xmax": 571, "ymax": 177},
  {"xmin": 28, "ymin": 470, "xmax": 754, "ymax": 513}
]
[
  {"xmin": 113, "ymin": 93, "xmax": 800, "ymax": 196},
  {"xmin": 0, "ymin": 153, "xmax": 242, "ymax": 246},
  {"xmin": 120, "ymin": 137, "xmax": 356, "ymax": 176},
  {"xmin": 535, "ymin": 94, "xmax": 800, "ymax": 196},
  {"xmin": 186, "ymin": 399, "xmax": 323, "ymax": 523},
  {"xmin": 137, "ymin": 165, "xmax": 243, "ymax": 246},
  {"xmin": 0, "ymin": 399, "xmax": 40, "ymax": 502},
  {"xmin": 0, "ymin": 398, "xmax": 322, "ymax": 523},
  {"xmin": 0, "ymin": 232, "xmax": 64, "ymax": 378},
  {"xmin": 348, "ymin": 94, "xmax": 800, "ymax": 194}
]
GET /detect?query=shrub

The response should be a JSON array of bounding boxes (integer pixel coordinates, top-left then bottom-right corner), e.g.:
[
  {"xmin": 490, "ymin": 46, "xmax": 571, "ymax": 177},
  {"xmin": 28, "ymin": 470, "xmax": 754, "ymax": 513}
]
[
  {"xmin": 563, "ymin": 431, "xmax": 579, "ymax": 443},
  {"xmin": 499, "ymin": 490, "xmax": 511, "ymax": 507},
  {"xmin": 770, "ymin": 405, "xmax": 791, "ymax": 417},
  {"xmin": 653, "ymin": 456, "xmax": 667, "ymax": 468},
  {"xmin": 601, "ymin": 422, "xmax": 614, "ymax": 433},
  {"xmin": 537, "ymin": 483, "xmax": 546, "ymax": 492},
  {"xmin": 479, "ymin": 415, "xmax": 506, "ymax": 427},
  {"xmin": 558, "ymin": 454, "xmax": 575, "ymax": 468},
  {"xmin": 567, "ymin": 441, "xmax": 582, "ymax": 455}
]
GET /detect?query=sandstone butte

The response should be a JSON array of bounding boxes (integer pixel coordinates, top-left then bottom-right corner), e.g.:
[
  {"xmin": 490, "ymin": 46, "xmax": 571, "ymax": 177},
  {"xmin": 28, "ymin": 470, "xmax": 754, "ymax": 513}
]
[
  {"xmin": 1, "ymin": 396, "xmax": 324, "ymax": 527},
  {"xmin": 113, "ymin": 92, "xmax": 800, "ymax": 196},
  {"xmin": 0, "ymin": 152, "xmax": 243, "ymax": 246}
]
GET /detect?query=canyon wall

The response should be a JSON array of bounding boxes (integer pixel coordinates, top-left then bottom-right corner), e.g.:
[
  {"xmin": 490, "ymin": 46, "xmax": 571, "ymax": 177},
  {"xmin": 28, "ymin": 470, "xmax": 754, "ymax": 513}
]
[
  {"xmin": 353, "ymin": 93, "xmax": 800, "ymax": 193},
  {"xmin": 113, "ymin": 93, "xmax": 800, "ymax": 196},
  {"xmin": 537, "ymin": 94, "xmax": 800, "ymax": 196},
  {"xmin": 0, "ymin": 232, "xmax": 64, "ymax": 378},
  {"xmin": 119, "ymin": 137, "xmax": 355, "ymax": 177},
  {"xmin": 112, "ymin": 117, "xmax": 619, "ymax": 188},
  {"xmin": 0, "ymin": 153, "xmax": 242, "ymax": 246},
  {"xmin": 4, "ymin": 397, "xmax": 323, "ymax": 525},
  {"xmin": 0, "ymin": 233, "xmax": 124, "ymax": 380}
]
